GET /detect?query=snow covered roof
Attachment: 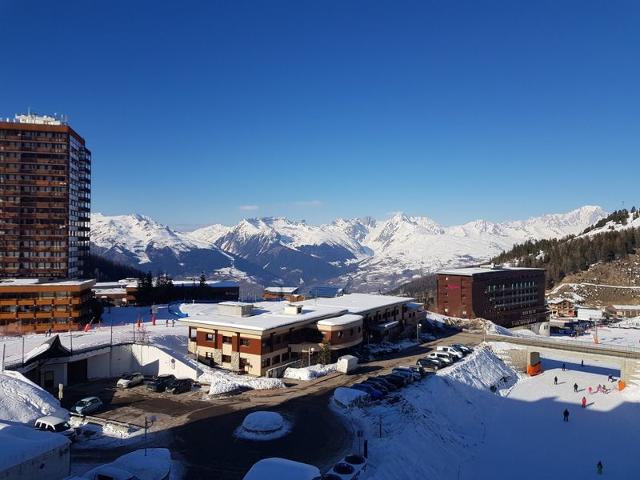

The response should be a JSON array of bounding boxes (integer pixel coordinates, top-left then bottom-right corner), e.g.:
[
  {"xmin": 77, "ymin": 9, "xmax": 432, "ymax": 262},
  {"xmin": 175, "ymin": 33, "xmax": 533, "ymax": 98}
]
[
  {"xmin": 437, "ymin": 266, "xmax": 545, "ymax": 276},
  {"xmin": 317, "ymin": 314, "xmax": 363, "ymax": 327},
  {"xmin": 0, "ymin": 422, "xmax": 69, "ymax": 471},
  {"xmin": 81, "ymin": 448, "xmax": 171, "ymax": 480},
  {"xmin": 0, "ymin": 278, "xmax": 95, "ymax": 288},
  {"xmin": 302, "ymin": 293, "xmax": 415, "ymax": 313},
  {"xmin": 265, "ymin": 286, "xmax": 300, "ymax": 294},
  {"xmin": 611, "ymin": 305, "xmax": 640, "ymax": 310},
  {"xmin": 242, "ymin": 458, "xmax": 321, "ymax": 480},
  {"xmin": 180, "ymin": 301, "xmax": 347, "ymax": 332},
  {"xmin": 172, "ymin": 280, "xmax": 239, "ymax": 288}
]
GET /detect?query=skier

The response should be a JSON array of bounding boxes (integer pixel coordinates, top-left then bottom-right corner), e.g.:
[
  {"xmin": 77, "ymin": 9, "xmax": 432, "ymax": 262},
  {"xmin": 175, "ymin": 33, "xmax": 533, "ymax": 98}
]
[
  {"xmin": 588, "ymin": 386, "xmax": 593, "ymax": 394},
  {"xmin": 597, "ymin": 461, "xmax": 603, "ymax": 475},
  {"xmin": 581, "ymin": 359, "xmax": 584, "ymax": 368},
  {"xmin": 554, "ymin": 376, "xmax": 558, "ymax": 385},
  {"xmin": 171, "ymin": 318, "xmax": 175, "ymax": 327},
  {"xmin": 563, "ymin": 408, "xmax": 569, "ymax": 422},
  {"xmin": 608, "ymin": 374, "xmax": 614, "ymax": 382},
  {"xmin": 581, "ymin": 396, "xmax": 587, "ymax": 408},
  {"xmin": 562, "ymin": 363, "xmax": 566, "ymax": 371},
  {"xmin": 574, "ymin": 383, "xmax": 578, "ymax": 393}
]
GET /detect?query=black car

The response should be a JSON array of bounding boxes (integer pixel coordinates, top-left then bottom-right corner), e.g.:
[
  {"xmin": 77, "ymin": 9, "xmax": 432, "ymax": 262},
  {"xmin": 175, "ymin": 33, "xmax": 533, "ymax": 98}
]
[
  {"xmin": 166, "ymin": 378, "xmax": 191, "ymax": 394},
  {"xmin": 381, "ymin": 374, "xmax": 406, "ymax": 388},
  {"xmin": 416, "ymin": 358, "xmax": 440, "ymax": 370},
  {"xmin": 146, "ymin": 374, "xmax": 176, "ymax": 392},
  {"xmin": 367, "ymin": 377, "xmax": 398, "ymax": 391},
  {"xmin": 362, "ymin": 380, "xmax": 390, "ymax": 394}
]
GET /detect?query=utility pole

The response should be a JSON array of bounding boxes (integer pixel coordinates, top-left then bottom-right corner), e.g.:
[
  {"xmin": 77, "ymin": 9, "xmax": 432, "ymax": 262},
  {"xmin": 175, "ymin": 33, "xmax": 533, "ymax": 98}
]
[{"xmin": 21, "ymin": 336, "xmax": 25, "ymax": 366}]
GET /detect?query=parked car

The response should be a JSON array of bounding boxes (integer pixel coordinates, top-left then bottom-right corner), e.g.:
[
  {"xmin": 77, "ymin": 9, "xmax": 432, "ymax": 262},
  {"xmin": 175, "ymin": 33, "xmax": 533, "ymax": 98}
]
[
  {"xmin": 436, "ymin": 346, "xmax": 464, "ymax": 360},
  {"xmin": 427, "ymin": 351, "xmax": 455, "ymax": 365},
  {"xmin": 146, "ymin": 374, "xmax": 176, "ymax": 392},
  {"xmin": 367, "ymin": 377, "xmax": 398, "ymax": 391},
  {"xmin": 166, "ymin": 378, "xmax": 192, "ymax": 394},
  {"xmin": 392, "ymin": 367, "xmax": 420, "ymax": 381},
  {"xmin": 34, "ymin": 416, "xmax": 77, "ymax": 441},
  {"xmin": 397, "ymin": 365, "xmax": 426, "ymax": 377},
  {"xmin": 117, "ymin": 372, "xmax": 144, "ymax": 388},
  {"xmin": 417, "ymin": 358, "xmax": 441, "ymax": 370},
  {"xmin": 389, "ymin": 369, "xmax": 415, "ymax": 383},
  {"xmin": 351, "ymin": 383, "xmax": 384, "ymax": 399},
  {"xmin": 382, "ymin": 374, "xmax": 407, "ymax": 388},
  {"xmin": 362, "ymin": 380, "xmax": 390, "ymax": 394},
  {"xmin": 71, "ymin": 396, "xmax": 103, "ymax": 416},
  {"xmin": 452, "ymin": 343, "xmax": 473, "ymax": 354}
]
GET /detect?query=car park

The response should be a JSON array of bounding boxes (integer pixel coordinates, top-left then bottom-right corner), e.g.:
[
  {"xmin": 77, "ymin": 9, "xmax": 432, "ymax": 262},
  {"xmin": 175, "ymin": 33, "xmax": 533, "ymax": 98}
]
[
  {"xmin": 166, "ymin": 378, "xmax": 192, "ymax": 394},
  {"xmin": 71, "ymin": 396, "xmax": 103, "ymax": 415},
  {"xmin": 436, "ymin": 346, "xmax": 464, "ymax": 360},
  {"xmin": 117, "ymin": 372, "xmax": 144, "ymax": 388},
  {"xmin": 146, "ymin": 374, "xmax": 176, "ymax": 392},
  {"xmin": 34, "ymin": 416, "xmax": 77, "ymax": 441}
]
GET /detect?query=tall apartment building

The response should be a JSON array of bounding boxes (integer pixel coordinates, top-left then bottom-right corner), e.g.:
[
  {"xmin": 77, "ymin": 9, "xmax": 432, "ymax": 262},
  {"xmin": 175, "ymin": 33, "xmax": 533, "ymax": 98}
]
[
  {"xmin": 0, "ymin": 113, "xmax": 91, "ymax": 279},
  {"xmin": 436, "ymin": 266, "xmax": 548, "ymax": 327}
]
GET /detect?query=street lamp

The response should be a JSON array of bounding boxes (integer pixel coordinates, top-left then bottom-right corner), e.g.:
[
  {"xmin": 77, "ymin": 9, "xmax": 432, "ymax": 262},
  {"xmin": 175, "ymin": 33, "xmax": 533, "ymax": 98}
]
[
  {"xmin": 416, "ymin": 323, "xmax": 422, "ymax": 343},
  {"xmin": 309, "ymin": 347, "xmax": 315, "ymax": 367}
]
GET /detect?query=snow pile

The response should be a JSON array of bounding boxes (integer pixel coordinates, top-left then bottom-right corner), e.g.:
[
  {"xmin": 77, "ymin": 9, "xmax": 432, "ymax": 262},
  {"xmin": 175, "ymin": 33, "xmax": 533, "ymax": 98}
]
[
  {"xmin": 242, "ymin": 458, "xmax": 321, "ymax": 480},
  {"xmin": 485, "ymin": 320, "xmax": 540, "ymax": 338},
  {"xmin": 234, "ymin": 411, "xmax": 292, "ymax": 441},
  {"xmin": 0, "ymin": 371, "xmax": 68, "ymax": 425},
  {"xmin": 80, "ymin": 448, "xmax": 171, "ymax": 480},
  {"xmin": 199, "ymin": 368, "xmax": 285, "ymax": 395},
  {"xmin": 283, "ymin": 363, "xmax": 337, "ymax": 381},
  {"xmin": 0, "ymin": 422, "xmax": 69, "ymax": 471},
  {"xmin": 614, "ymin": 317, "xmax": 640, "ymax": 329},
  {"xmin": 333, "ymin": 346, "xmax": 518, "ymax": 479},
  {"xmin": 333, "ymin": 387, "xmax": 368, "ymax": 407}
]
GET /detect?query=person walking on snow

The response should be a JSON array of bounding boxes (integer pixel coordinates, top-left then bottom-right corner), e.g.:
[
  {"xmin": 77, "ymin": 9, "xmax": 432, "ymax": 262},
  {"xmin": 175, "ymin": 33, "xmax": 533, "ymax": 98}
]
[
  {"xmin": 562, "ymin": 363, "xmax": 566, "ymax": 371},
  {"xmin": 597, "ymin": 461, "xmax": 603, "ymax": 474},
  {"xmin": 581, "ymin": 359, "xmax": 584, "ymax": 368},
  {"xmin": 563, "ymin": 409, "xmax": 570, "ymax": 422},
  {"xmin": 574, "ymin": 383, "xmax": 578, "ymax": 393},
  {"xmin": 582, "ymin": 396, "xmax": 587, "ymax": 408},
  {"xmin": 554, "ymin": 376, "xmax": 558, "ymax": 385}
]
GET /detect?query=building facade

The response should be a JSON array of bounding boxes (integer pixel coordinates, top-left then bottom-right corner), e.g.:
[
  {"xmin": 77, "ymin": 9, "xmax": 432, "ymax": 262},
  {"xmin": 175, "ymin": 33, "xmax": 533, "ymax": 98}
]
[
  {"xmin": 0, "ymin": 279, "xmax": 96, "ymax": 335},
  {"xmin": 0, "ymin": 113, "xmax": 91, "ymax": 279},
  {"xmin": 548, "ymin": 298, "xmax": 579, "ymax": 317},
  {"xmin": 181, "ymin": 293, "xmax": 424, "ymax": 376},
  {"xmin": 436, "ymin": 266, "xmax": 548, "ymax": 327}
]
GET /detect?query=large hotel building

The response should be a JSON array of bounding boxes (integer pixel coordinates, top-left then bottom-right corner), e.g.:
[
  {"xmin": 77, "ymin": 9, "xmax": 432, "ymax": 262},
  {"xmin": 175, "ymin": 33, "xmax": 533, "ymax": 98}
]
[
  {"xmin": 436, "ymin": 266, "xmax": 548, "ymax": 327},
  {"xmin": 0, "ymin": 114, "xmax": 93, "ymax": 335},
  {"xmin": 0, "ymin": 113, "xmax": 91, "ymax": 279}
]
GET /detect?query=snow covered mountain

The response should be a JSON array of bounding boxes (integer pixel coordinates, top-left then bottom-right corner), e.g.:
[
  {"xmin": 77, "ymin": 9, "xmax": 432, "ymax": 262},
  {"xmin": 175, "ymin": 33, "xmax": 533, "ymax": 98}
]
[{"xmin": 90, "ymin": 205, "xmax": 607, "ymax": 291}]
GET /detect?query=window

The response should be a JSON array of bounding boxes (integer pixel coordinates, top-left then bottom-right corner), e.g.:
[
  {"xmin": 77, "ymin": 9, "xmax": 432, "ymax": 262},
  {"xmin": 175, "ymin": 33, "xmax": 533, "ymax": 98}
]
[
  {"xmin": 350, "ymin": 328, "xmax": 354, "ymax": 336},
  {"xmin": 240, "ymin": 338, "xmax": 250, "ymax": 347},
  {"xmin": 222, "ymin": 354, "xmax": 232, "ymax": 363},
  {"xmin": 206, "ymin": 333, "xmax": 214, "ymax": 342},
  {"xmin": 338, "ymin": 331, "xmax": 344, "ymax": 338},
  {"xmin": 261, "ymin": 357, "xmax": 271, "ymax": 368},
  {"xmin": 222, "ymin": 336, "xmax": 232, "ymax": 344},
  {"xmin": 272, "ymin": 355, "xmax": 280, "ymax": 364},
  {"xmin": 282, "ymin": 352, "xmax": 290, "ymax": 362}
]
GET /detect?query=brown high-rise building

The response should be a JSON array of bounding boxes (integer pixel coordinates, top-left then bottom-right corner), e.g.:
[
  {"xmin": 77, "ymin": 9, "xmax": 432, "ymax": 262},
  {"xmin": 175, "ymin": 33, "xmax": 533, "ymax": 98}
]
[{"xmin": 0, "ymin": 113, "xmax": 91, "ymax": 279}]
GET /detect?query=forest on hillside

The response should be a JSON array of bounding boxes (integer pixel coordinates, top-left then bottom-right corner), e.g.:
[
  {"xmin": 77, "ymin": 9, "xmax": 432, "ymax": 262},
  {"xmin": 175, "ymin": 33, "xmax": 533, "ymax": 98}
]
[{"xmin": 84, "ymin": 253, "xmax": 144, "ymax": 281}]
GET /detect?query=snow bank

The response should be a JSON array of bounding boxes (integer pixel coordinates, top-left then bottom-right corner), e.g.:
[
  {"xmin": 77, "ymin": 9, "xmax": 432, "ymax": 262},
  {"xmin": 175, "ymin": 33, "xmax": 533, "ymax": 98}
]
[
  {"xmin": 485, "ymin": 320, "xmax": 540, "ymax": 338},
  {"xmin": 333, "ymin": 345, "xmax": 518, "ymax": 479},
  {"xmin": 283, "ymin": 363, "xmax": 337, "ymax": 381},
  {"xmin": 199, "ymin": 368, "xmax": 285, "ymax": 395},
  {"xmin": 0, "ymin": 371, "xmax": 68, "ymax": 425},
  {"xmin": 242, "ymin": 458, "xmax": 321, "ymax": 480},
  {"xmin": 0, "ymin": 421, "xmax": 69, "ymax": 471},
  {"xmin": 234, "ymin": 411, "xmax": 292, "ymax": 441}
]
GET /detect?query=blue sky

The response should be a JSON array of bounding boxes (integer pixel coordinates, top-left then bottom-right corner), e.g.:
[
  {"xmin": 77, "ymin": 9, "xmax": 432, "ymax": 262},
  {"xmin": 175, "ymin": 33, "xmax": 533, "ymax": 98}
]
[{"xmin": 1, "ymin": 1, "xmax": 638, "ymax": 229}]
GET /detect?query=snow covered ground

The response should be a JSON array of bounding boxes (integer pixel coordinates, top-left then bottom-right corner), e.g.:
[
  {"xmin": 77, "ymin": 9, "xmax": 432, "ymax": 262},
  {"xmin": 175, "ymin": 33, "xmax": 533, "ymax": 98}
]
[
  {"xmin": 234, "ymin": 411, "xmax": 292, "ymax": 441},
  {"xmin": 333, "ymin": 344, "xmax": 640, "ymax": 479},
  {"xmin": 283, "ymin": 363, "xmax": 337, "ymax": 381}
]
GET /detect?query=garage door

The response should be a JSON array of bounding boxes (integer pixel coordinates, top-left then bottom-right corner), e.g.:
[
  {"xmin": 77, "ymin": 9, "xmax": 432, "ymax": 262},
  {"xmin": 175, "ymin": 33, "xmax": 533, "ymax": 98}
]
[{"xmin": 67, "ymin": 359, "xmax": 88, "ymax": 384}]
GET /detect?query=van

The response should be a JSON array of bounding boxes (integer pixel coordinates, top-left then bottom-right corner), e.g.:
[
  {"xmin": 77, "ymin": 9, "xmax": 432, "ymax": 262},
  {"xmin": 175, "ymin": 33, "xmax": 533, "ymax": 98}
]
[
  {"xmin": 427, "ymin": 351, "xmax": 455, "ymax": 365},
  {"xmin": 436, "ymin": 346, "xmax": 464, "ymax": 360}
]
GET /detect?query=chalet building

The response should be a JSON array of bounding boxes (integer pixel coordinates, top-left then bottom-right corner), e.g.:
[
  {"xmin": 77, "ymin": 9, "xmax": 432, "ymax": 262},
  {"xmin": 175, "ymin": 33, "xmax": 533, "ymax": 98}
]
[
  {"xmin": 181, "ymin": 293, "xmax": 424, "ymax": 376},
  {"xmin": 436, "ymin": 266, "xmax": 548, "ymax": 328},
  {"xmin": 0, "ymin": 113, "xmax": 91, "ymax": 279},
  {"xmin": 0, "ymin": 278, "xmax": 95, "ymax": 335},
  {"xmin": 263, "ymin": 286, "xmax": 305, "ymax": 302},
  {"xmin": 606, "ymin": 304, "xmax": 640, "ymax": 318},
  {"xmin": 548, "ymin": 297, "xmax": 579, "ymax": 317}
]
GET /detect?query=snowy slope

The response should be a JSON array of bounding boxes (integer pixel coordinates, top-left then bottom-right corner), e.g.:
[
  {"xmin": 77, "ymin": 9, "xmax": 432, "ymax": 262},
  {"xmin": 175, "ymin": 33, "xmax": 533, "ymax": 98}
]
[
  {"xmin": 90, "ymin": 206, "xmax": 607, "ymax": 290},
  {"xmin": 581, "ymin": 210, "xmax": 640, "ymax": 237}
]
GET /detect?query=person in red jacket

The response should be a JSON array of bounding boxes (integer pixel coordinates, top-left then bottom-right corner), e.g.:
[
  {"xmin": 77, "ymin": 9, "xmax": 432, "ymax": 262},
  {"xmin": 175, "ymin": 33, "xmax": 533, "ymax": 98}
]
[{"xmin": 582, "ymin": 396, "xmax": 587, "ymax": 408}]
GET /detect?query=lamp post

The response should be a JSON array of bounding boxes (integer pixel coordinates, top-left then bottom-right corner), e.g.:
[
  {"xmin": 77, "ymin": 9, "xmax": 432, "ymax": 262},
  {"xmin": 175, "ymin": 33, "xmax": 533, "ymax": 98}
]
[
  {"xmin": 309, "ymin": 347, "xmax": 315, "ymax": 367},
  {"xmin": 416, "ymin": 323, "xmax": 422, "ymax": 343}
]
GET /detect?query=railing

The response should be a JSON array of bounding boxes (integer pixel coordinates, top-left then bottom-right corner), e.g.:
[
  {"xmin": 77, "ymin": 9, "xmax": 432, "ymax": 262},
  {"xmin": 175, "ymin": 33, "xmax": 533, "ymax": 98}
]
[{"xmin": 485, "ymin": 333, "xmax": 640, "ymax": 359}]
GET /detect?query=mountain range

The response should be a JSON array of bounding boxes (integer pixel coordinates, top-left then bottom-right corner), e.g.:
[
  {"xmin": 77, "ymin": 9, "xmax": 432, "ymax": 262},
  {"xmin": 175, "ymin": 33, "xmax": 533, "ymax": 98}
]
[{"xmin": 90, "ymin": 206, "xmax": 608, "ymax": 292}]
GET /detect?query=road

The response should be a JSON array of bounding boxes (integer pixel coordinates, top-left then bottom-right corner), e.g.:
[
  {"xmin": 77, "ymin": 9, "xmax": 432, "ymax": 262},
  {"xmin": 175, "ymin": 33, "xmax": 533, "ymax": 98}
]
[{"xmin": 68, "ymin": 330, "xmax": 483, "ymax": 479}]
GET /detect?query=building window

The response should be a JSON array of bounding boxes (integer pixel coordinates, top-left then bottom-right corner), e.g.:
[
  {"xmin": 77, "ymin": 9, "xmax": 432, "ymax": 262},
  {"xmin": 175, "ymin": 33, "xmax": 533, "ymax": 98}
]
[
  {"xmin": 282, "ymin": 352, "xmax": 290, "ymax": 362},
  {"xmin": 261, "ymin": 357, "xmax": 271, "ymax": 368},
  {"xmin": 189, "ymin": 328, "xmax": 197, "ymax": 340},
  {"xmin": 338, "ymin": 331, "xmax": 344, "ymax": 338},
  {"xmin": 222, "ymin": 354, "xmax": 232, "ymax": 363},
  {"xmin": 206, "ymin": 333, "xmax": 214, "ymax": 342},
  {"xmin": 272, "ymin": 355, "xmax": 280, "ymax": 364},
  {"xmin": 240, "ymin": 338, "xmax": 250, "ymax": 347},
  {"xmin": 222, "ymin": 336, "xmax": 232, "ymax": 344}
]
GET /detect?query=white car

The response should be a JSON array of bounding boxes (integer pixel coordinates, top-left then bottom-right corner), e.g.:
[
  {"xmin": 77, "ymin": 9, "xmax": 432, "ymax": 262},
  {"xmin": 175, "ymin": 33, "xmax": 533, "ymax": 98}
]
[
  {"xmin": 428, "ymin": 351, "xmax": 455, "ymax": 365},
  {"xmin": 117, "ymin": 372, "xmax": 144, "ymax": 388},
  {"xmin": 436, "ymin": 346, "xmax": 464, "ymax": 360},
  {"xmin": 34, "ymin": 415, "xmax": 77, "ymax": 441}
]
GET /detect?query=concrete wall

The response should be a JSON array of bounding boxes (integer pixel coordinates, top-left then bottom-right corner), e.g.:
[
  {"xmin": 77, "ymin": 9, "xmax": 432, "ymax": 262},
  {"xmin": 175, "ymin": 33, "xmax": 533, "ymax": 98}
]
[{"xmin": 0, "ymin": 443, "xmax": 69, "ymax": 480}]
